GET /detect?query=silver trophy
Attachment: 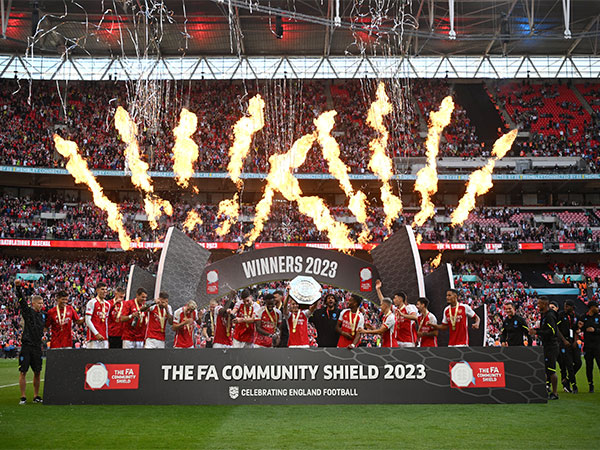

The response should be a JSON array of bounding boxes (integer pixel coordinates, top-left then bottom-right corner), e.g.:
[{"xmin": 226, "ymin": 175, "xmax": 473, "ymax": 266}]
[{"xmin": 288, "ymin": 275, "xmax": 322, "ymax": 305}]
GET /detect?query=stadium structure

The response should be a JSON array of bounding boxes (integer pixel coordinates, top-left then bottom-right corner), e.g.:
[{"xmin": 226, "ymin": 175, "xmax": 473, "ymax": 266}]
[{"xmin": 1, "ymin": 0, "xmax": 600, "ymax": 412}]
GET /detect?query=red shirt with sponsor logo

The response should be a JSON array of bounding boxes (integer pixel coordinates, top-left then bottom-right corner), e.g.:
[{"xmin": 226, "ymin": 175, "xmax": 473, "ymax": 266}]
[
  {"xmin": 442, "ymin": 303, "xmax": 475, "ymax": 346},
  {"xmin": 394, "ymin": 304, "xmax": 418, "ymax": 344},
  {"xmin": 108, "ymin": 301, "xmax": 125, "ymax": 337},
  {"xmin": 46, "ymin": 304, "xmax": 80, "ymax": 348},
  {"xmin": 337, "ymin": 309, "xmax": 365, "ymax": 348},
  {"xmin": 255, "ymin": 307, "xmax": 282, "ymax": 348},
  {"xmin": 85, "ymin": 298, "xmax": 112, "ymax": 341},
  {"xmin": 145, "ymin": 304, "xmax": 173, "ymax": 341},
  {"xmin": 173, "ymin": 306, "xmax": 199, "ymax": 348},
  {"xmin": 233, "ymin": 303, "xmax": 256, "ymax": 343},
  {"xmin": 287, "ymin": 310, "xmax": 311, "ymax": 347},
  {"xmin": 213, "ymin": 305, "xmax": 233, "ymax": 346},
  {"xmin": 380, "ymin": 311, "xmax": 396, "ymax": 348},
  {"xmin": 417, "ymin": 311, "xmax": 438, "ymax": 347},
  {"xmin": 121, "ymin": 299, "xmax": 147, "ymax": 342}
]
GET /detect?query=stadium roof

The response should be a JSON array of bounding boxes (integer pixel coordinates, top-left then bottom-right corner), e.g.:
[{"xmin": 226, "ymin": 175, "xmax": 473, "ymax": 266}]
[{"xmin": 1, "ymin": 0, "xmax": 600, "ymax": 58}]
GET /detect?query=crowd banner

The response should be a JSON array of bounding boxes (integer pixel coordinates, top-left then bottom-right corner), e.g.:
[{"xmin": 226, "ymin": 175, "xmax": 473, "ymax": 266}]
[{"xmin": 43, "ymin": 347, "xmax": 547, "ymax": 405}]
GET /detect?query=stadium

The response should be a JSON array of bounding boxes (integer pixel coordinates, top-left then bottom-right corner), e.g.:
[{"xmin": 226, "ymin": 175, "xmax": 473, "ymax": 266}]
[{"xmin": 1, "ymin": 0, "xmax": 600, "ymax": 448}]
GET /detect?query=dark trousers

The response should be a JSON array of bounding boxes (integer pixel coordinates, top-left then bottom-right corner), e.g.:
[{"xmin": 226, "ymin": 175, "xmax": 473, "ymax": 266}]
[
  {"xmin": 108, "ymin": 336, "xmax": 122, "ymax": 349},
  {"xmin": 584, "ymin": 346, "xmax": 600, "ymax": 384},
  {"xmin": 559, "ymin": 344, "xmax": 582, "ymax": 385}
]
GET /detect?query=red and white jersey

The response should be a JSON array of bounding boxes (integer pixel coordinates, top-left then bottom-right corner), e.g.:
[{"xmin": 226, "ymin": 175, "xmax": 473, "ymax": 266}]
[
  {"xmin": 287, "ymin": 310, "xmax": 311, "ymax": 347},
  {"xmin": 212, "ymin": 305, "xmax": 233, "ymax": 346},
  {"xmin": 380, "ymin": 311, "xmax": 396, "ymax": 348},
  {"xmin": 145, "ymin": 304, "xmax": 173, "ymax": 342},
  {"xmin": 394, "ymin": 304, "xmax": 418, "ymax": 344},
  {"xmin": 232, "ymin": 302, "xmax": 257, "ymax": 343},
  {"xmin": 337, "ymin": 309, "xmax": 365, "ymax": 348},
  {"xmin": 121, "ymin": 299, "xmax": 147, "ymax": 342},
  {"xmin": 255, "ymin": 307, "xmax": 282, "ymax": 348},
  {"xmin": 173, "ymin": 307, "xmax": 199, "ymax": 348},
  {"xmin": 85, "ymin": 297, "xmax": 112, "ymax": 341},
  {"xmin": 108, "ymin": 301, "xmax": 125, "ymax": 337},
  {"xmin": 442, "ymin": 303, "xmax": 476, "ymax": 346},
  {"xmin": 417, "ymin": 312, "xmax": 438, "ymax": 347},
  {"xmin": 46, "ymin": 304, "xmax": 80, "ymax": 348}
]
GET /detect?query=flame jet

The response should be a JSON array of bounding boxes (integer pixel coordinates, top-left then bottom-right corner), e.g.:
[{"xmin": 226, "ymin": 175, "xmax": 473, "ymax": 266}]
[
  {"xmin": 413, "ymin": 96, "xmax": 455, "ymax": 227},
  {"xmin": 53, "ymin": 134, "xmax": 131, "ymax": 250},
  {"xmin": 245, "ymin": 130, "xmax": 355, "ymax": 251},
  {"xmin": 315, "ymin": 111, "xmax": 370, "ymax": 243},
  {"xmin": 366, "ymin": 82, "xmax": 402, "ymax": 229},
  {"xmin": 172, "ymin": 108, "xmax": 199, "ymax": 188},
  {"xmin": 114, "ymin": 106, "xmax": 173, "ymax": 229},
  {"xmin": 216, "ymin": 194, "xmax": 240, "ymax": 236},
  {"xmin": 451, "ymin": 129, "xmax": 518, "ymax": 226}
]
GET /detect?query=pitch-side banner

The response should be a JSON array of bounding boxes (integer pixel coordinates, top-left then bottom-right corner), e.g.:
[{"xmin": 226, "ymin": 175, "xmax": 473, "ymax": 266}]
[{"xmin": 44, "ymin": 347, "xmax": 546, "ymax": 405}]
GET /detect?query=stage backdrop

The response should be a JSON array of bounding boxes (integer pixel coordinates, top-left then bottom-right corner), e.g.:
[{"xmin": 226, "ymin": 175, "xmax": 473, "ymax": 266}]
[
  {"xmin": 196, "ymin": 246, "xmax": 381, "ymax": 305},
  {"xmin": 44, "ymin": 347, "xmax": 546, "ymax": 405}
]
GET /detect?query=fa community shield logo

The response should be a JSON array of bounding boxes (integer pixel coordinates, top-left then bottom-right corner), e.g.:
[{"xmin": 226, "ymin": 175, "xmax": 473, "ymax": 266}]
[{"xmin": 229, "ymin": 386, "xmax": 239, "ymax": 400}]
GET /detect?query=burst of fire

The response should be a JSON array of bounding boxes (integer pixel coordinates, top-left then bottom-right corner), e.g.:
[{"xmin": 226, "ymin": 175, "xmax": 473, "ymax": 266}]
[
  {"xmin": 246, "ymin": 130, "xmax": 355, "ymax": 251},
  {"xmin": 227, "ymin": 95, "xmax": 266, "ymax": 187},
  {"xmin": 53, "ymin": 134, "xmax": 131, "ymax": 250},
  {"xmin": 315, "ymin": 111, "xmax": 369, "ymax": 242},
  {"xmin": 114, "ymin": 106, "xmax": 173, "ymax": 229},
  {"xmin": 216, "ymin": 194, "xmax": 240, "ymax": 236},
  {"xmin": 172, "ymin": 108, "xmax": 199, "ymax": 188},
  {"xmin": 413, "ymin": 96, "xmax": 455, "ymax": 227},
  {"xmin": 415, "ymin": 233, "xmax": 423, "ymax": 245},
  {"xmin": 366, "ymin": 82, "xmax": 402, "ymax": 229},
  {"xmin": 451, "ymin": 129, "xmax": 518, "ymax": 226},
  {"xmin": 430, "ymin": 252, "xmax": 443, "ymax": 268},
  {"xmin": 183, "ymin": 210, "xmax": 203, "ymax": 231}
]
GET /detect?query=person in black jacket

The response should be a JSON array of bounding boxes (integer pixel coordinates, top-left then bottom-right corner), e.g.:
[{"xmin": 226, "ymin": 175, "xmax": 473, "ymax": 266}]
[
  {"xmin": 579, "ymin": 301, "xmax": 600, "ymax": 393},
  {"xmin": 500, "ymin": 302, "xmax": 530, "ymax": 346},
  {"xmin": 557, "ymin": 300, "xmax": 582, "ymax": 393},
  {"xmin": 14, "ymin": 280, "xmax": 46, "ymax": 405},
  {"xmin": 309, "ymin": 293, "xmax": 341, "ymax": 347},
  {"xmin": 529, "ymin": 296, "xmax": 559, "ymax": 400}
]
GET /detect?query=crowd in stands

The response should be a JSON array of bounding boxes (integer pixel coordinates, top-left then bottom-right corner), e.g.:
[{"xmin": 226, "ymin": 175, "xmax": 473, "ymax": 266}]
[
  {"xmin": 5, "ymin": 78, "xmax": 598, "ymax": 176},
  {"xmin": 1, "ymin": 195, "xmax": 598, "ymax": 248}
]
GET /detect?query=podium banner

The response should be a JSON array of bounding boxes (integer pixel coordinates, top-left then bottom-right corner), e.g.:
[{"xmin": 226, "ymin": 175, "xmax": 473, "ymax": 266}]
[{"xmin": 44, "ymin": 347, "xmax": 546, "ymax": 405}]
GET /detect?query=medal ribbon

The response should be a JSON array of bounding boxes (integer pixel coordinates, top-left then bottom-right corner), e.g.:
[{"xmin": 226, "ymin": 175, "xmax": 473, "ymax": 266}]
[
  {"xmin": 57, "ymin": 305, "xmax": 67, "ymax": 326},
  {"xmin": 292, "ymin": 311, "xmax": 301, "ymax": 333},
  {"xmin": 449, "ymin": 304, "xmax": 459, "ymax": 330}
]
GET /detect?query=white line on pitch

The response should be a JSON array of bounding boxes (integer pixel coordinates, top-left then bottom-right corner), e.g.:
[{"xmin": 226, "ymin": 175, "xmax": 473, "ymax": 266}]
[{"xmin": 0, "ymin": 379, "xmax": 45, "ymax": 389}]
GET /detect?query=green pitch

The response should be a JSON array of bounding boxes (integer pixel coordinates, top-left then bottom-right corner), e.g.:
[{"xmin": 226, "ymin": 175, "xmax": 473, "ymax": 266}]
[{"xmin": 0, "ymin": 359, "xmax": 598, "ymax": 449}]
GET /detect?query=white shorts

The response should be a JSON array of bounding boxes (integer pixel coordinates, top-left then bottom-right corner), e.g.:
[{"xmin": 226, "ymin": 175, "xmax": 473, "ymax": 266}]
[
  {"xmin": 87, "ymin": 340, "xmax": 108, "ymax": 349},
  {"xmin": 449, "ymin": 344, "xmax": 468, "ymax": 347},
  {"xmin": 144, "ymin": 338, "xmax": 165, "ymax": 349},
  {"xmin": 50, "ymin": 347, "xmax": 72, "ymax": 350},
  {"xmin": 123, "ymin": 340, "xmax": 144, "ymax": 349},
  {"xmin": 212, "ymin": 343, "xmax": 231, "ymax": 349},
  {"xmin": 288, "ymin": 345, "xmax": 310, "ymax": 348},
  {"xmin": 397, "ymin": 342, "xmax": 415, "ymax": 348},
  {"xmin": 232, "ymin": 339, "xmax": 254, "ymax": 349}
]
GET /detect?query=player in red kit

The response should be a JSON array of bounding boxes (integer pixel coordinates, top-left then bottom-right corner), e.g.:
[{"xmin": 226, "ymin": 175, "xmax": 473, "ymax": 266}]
[
  {"xmin": 375, "ymin": 280, "xmax": 417, "ymax": 347},
  {"xmin": 173, "ymin": 300, "xmax": 200, "ymax": 348},
  {"xmin": 107, "ymin": 287, "xmax": 126, "ymax": 348},
  {"xmin": 120, "ymin": 287, "xmax": 149, "ymax": 349},
  {"xmin": 85, "ymin": 282, "xmax": 112, "ymax": 349},
  {"xmin": 282, "ymin": 294, "xmax": 318, "ymax": 348},
  {"xmin": 145, "ymin": 292, "xmax": 173, "ymax": 348},
  {"xmin": 231, "ymin": 289, "xmax": 258, "ymax": 348},
  {"xmin": 358, "ymin": 297, "xmax": 395, "ymax": 347},
  {"xmin": 435, "ymin": 289, "xmax": 480, "ymax": 347},
  {"xmin": 213, "ymin": 299, "xmax": 234, "ymax": 349},
  {"xmin": 45, "ymin": 291, "xmax": 84, "ymax": 349},
  {"xmin": 336, "ymin": 294, "xmax": 365, "ymax": 349},
  {"xmin": 255, "ymin": 294, "xmax": 282, "ymax": 348},
  {"xmin": 414, "ymin": 297, "xmax": 438, "ymax": 347}
]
